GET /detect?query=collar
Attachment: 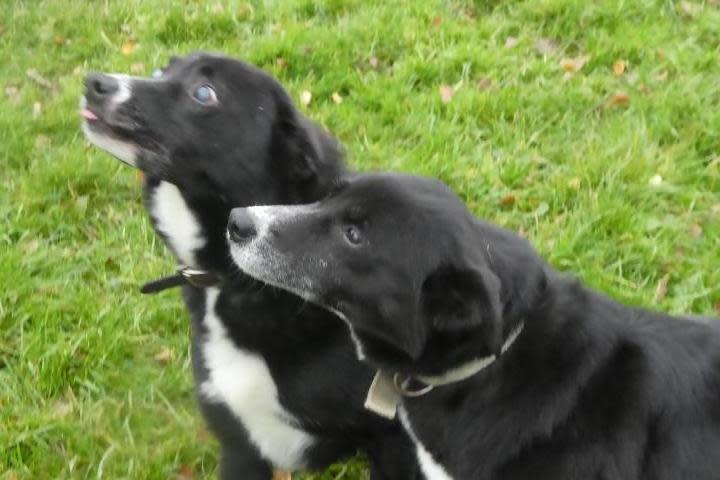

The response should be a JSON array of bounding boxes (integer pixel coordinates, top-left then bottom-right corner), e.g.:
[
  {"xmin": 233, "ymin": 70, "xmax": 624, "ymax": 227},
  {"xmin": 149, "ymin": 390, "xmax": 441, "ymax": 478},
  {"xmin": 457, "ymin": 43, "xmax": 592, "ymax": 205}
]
[
  {"xmin": 140, "ymin": 266, "xmax": 223, "ymax": 294},
  {"xmin": 364, "ymin": 321, "xmax": 525, "ymax": 419}
]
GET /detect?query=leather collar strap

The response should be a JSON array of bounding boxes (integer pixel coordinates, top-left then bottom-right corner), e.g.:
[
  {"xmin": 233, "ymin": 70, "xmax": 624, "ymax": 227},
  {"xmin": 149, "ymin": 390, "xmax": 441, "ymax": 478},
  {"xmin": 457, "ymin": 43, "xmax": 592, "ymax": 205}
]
[
  {"xmin": 140, "ymin": 266, "xmax": 222, "ymax": 294},
  {"xmin": 364, "ymin": 321, "xmax": 525, "ymax": 419}
]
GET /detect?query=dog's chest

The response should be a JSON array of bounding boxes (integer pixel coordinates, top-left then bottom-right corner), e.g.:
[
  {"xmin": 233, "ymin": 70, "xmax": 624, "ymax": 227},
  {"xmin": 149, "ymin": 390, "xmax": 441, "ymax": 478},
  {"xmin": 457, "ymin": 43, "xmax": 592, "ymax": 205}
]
[
  {"xmin": 149, "ymin": 181, "xmax": 206, "ymax": 266},
  {"xmin": 399, "ymin": 406, "xmax": 454, "ymax": 480},
  {"xmin": 198, "ymin": 287, "xmax": 314, "ymax": 470}
]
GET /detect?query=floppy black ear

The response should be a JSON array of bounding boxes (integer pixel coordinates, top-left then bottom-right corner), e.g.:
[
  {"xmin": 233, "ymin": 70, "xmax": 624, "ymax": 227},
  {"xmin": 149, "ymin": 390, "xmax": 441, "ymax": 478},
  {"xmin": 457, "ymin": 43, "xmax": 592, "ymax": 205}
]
[
  {"xmin": 421, "ymin": 266, "xmax": 504, "ymax": 356},
  {"xmin": 273, "ymin": 98, "xmax": 320, "ymax": 183}
]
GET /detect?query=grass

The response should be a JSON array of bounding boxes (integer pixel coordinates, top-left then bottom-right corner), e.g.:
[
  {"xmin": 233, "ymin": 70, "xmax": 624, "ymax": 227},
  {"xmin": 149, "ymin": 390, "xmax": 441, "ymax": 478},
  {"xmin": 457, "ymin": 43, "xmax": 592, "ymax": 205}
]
[{"xmin": 1, "ymin": 0, "xmax": 719, "ymax": 478}]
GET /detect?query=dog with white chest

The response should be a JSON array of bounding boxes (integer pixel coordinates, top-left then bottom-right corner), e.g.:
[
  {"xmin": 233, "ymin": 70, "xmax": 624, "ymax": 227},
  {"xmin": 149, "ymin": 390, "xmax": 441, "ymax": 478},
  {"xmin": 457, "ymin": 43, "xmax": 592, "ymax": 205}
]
[
  {"xmin": 81, "ymin": 53, "xmax": 418, "ymax": 479},
  {"xmin": 227, "ymin": 172, "xmax": 720, "ymax": 480}
]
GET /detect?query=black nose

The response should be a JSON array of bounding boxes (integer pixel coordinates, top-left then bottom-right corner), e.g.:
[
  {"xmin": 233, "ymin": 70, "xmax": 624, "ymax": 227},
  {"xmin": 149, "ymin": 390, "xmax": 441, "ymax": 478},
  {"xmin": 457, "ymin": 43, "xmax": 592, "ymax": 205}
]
[
  {"xmin": 228, "ymin": 208, "xmax": 257, "ymax": 243},
  {"xmin": 84, "ymin": 73, "xmax": 119, "ymax": 102}
]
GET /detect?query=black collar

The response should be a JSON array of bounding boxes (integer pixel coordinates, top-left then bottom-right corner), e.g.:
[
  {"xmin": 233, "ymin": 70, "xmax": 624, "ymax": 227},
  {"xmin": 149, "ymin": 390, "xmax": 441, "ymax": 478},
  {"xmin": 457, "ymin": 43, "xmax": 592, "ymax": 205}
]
[{"xmin": 140, "ymin": 266, "xmax": 223, "ymax": 294}]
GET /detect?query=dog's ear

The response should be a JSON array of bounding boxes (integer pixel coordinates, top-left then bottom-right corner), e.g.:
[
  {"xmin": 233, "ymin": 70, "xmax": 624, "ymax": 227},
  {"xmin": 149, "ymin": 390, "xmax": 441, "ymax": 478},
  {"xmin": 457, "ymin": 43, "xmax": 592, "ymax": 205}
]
[
  {"xmin": 273, "ymin": 98, "xmax": 321, "ymax": 183},
  {"xmin": 421, "ymin": 266, "xmax": 504, "ymax": 356}
]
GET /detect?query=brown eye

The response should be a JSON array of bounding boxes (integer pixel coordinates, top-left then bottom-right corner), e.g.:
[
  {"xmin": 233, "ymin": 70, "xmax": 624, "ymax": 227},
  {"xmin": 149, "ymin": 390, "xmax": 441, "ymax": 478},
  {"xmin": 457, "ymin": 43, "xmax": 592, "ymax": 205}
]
[{"xmin": 344, "ymin": 225, "xmax": 362, "ymax": 245}]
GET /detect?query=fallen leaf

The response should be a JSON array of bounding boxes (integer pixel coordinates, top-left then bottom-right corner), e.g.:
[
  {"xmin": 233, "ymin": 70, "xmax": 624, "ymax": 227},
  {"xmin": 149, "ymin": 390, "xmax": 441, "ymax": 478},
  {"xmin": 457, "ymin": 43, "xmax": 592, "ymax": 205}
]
[
  {"xmin": 369, "ymin": 56, "xmax": 379, "ymax": 69},
  {"xmin": 714, "ymin": 302, "xmax": 720, "ymax": 315},
  {"xmin": 21, "ymin": 239, "xmax": 40, "ymax": 254},
  {"xmin": 500, "ymin": 194, "xmax": 516, "ymax": 207},
  {"xmin": 272, "ymin": 471, "xmax": 291, "ymax": 480},
  {"xmin": 679, "ymin": 1, "xmax": 702, "ymax": 17},
  {"xmin": 26, "ymin": 68, "xmax": 54, "ymax": 90},
  {"xmin": 300, "ymin": 90, "xmax": 312, "ymax": 106},
  {"xmin": 534, "ymin": 202, "xmax": 549, "ymax": 217},
  {"xmin": 5, "ymin": 85, "xmax": 20, "ymax": 104},
  {"xmin": 534, "ymin": 38, "xmax": 558, "ymax": 56},
  {"xmin": 196, "ymin": 426, "xmax": 210, "ymax": 441},
  {"xmin": 609, "ymin": 91, "xmax": 630, "ymax": 107},
  {"xmin": 154, "ymin": 347, "xmax": 174, "ymax": 364},
  {"xmin": 275, "ymin": 57, "xmax": 287, "ymax": 69},
  {"xmin": 477, "ymin": 77, "xmax": 492, "ymax": 91},
  {"xmin": 689, "ymin": 223, "xmax": 703, "ymax": 238},
  {"xmin": 654, "ymin": 274, "xmax": 670, "ymax": 302},
  {"xmin": 560, "ymin": 55, "xmax": 589, "ymax": 73},
  {"xmin": 648, "ymin": 174, "xmax": 663, "ymax": 187},
  {"xmin": 121, "ymin": 40, "xmax": 136, "ymax": 55},
  {"xmin": 176, "ymin": 464, "xmax": 194, "ymax": 480},
  {"xmin": 612, "ymin": 60, "xmax": 626, "ymax": 76},
  {"xmin": 32, "ymin": 101, "xmax": 42, "ymax": 119},
  {"xmin": 130, "ymin": 63, "xmax": 145, "ymax": 74},
  {"xmin": 431, "ymin": 15, "xmax": 443, "ymax": 26},
  {"xmin": 439, "ymin": 84, "xmax": 454, "ymax": 104},
  {"xmin": 53, "ymin": 35, "xmax": 66, "ymax": 45},
  {"xmin": 505, "ymin": 36, "xmax": 519, "ymax": 49},
  {"xmin": 52, "ymin": 400, "xmax": 73, "ymax": 418},
  {"xmin": 35, "ymin": 134, "xmax": 51, "ymax": 148},
  {"xmin": 331, "ymin": 92, "xmax": 343, "ymax": 104},
  {"xmin": 568, "ymin": 177, "xmax": 582, "ymax": 190}
]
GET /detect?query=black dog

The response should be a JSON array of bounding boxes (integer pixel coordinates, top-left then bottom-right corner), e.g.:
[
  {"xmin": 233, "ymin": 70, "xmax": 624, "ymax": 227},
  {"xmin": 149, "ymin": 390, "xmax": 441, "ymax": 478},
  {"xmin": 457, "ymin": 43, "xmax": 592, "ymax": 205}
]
[
  {"xmin": 227, "ymin": 172, "xmax": 720, "ymax": 479},
  {"xmin": 81, "ymin": 53, "xmax": 417, "ymax": 479}
]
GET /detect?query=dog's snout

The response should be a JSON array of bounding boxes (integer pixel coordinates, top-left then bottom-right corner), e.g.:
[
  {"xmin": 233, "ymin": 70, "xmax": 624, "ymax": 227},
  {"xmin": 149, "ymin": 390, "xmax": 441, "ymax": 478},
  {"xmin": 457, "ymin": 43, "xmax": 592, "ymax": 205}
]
[
  {"xmin": 228, "ymin": 209, "xmax": 257, "ymax": 243},
  {"xmin": 85, "ymin": 73, "xmax": 119, "ymax": 100}
]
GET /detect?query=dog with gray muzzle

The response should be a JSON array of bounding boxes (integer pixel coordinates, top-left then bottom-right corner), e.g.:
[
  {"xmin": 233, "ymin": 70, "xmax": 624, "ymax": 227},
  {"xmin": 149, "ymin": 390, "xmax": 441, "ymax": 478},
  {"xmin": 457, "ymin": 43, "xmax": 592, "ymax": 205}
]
[{"xmin": 227, "ymin": 172, "xmax": 720, "ymax": 480}]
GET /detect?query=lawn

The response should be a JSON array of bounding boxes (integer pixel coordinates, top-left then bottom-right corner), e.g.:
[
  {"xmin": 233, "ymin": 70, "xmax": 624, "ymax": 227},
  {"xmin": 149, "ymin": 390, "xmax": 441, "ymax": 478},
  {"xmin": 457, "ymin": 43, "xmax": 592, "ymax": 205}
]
[{"xmin": 1, "ymin": 0, "xmax": 718, "ymax": 478}]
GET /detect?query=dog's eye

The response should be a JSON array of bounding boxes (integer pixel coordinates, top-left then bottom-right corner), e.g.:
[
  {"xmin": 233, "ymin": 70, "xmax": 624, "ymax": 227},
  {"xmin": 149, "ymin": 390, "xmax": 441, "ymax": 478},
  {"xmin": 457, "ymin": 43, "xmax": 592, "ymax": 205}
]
[
  {"xmin": 193, "ymin": 84, "xmax": 218, "ymax": 106},
  {"xmin": 152, "ymin": 68, "xmax": 163, "ymax": 79},
  {"xmin": 344, "ymin": 226, "xmax": 363, "ymax": 246}
]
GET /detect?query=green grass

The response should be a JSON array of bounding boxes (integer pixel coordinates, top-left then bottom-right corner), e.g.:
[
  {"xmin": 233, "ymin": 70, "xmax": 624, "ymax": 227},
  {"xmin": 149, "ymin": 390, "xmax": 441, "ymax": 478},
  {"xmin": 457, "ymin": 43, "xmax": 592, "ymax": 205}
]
[{"xmin": 1, "ymin": 0, "xmax": 719, "ymax": 478}]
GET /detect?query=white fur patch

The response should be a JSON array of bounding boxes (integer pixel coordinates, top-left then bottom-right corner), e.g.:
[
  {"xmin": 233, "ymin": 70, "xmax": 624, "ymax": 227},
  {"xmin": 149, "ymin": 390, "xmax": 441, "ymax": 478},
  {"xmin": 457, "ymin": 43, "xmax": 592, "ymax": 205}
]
[
  {"xmin": 398, "ymin": 406, "xmax": 455, "ymax": 480},
  {"xmin": 82, "ymin": 121, "xmax": 138, "ymax": 166},
  {"xmin": 200, "ymin": 287, "xmax": 314, "ymax": 469},
  {"xmin": 110, "ymin": 74, "xmax": 132, "ymax": 105},
  {"xmin": 151, "ymin": 181, "xmax": 206, "ymax": 267}
]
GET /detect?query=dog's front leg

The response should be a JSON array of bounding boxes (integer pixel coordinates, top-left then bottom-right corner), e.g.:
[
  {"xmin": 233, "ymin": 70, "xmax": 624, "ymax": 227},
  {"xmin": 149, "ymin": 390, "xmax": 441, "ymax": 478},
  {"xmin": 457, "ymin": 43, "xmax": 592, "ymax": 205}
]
[{"xmin": 218, "ymin": 442, "xmax": 273, "ymax": 480}]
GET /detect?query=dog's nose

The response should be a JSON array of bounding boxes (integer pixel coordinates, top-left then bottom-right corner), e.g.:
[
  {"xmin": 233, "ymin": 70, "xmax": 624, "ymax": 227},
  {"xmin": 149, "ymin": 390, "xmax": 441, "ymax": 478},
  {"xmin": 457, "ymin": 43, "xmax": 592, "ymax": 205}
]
[
  {"xmin": 228, "ymin": 208, "xmax": 257, "ymax": 243},
  {"xmin": 84, "ymin": 73, "xmax": 119, "ymax": 101}
]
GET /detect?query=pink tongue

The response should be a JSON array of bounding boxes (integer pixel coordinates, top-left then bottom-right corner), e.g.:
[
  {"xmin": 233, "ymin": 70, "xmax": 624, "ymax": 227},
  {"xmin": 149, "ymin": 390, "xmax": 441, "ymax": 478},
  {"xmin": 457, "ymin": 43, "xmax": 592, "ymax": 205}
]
[{"xmin": 81, "ymin": 109, "xmax": 98, "ymax": 120}]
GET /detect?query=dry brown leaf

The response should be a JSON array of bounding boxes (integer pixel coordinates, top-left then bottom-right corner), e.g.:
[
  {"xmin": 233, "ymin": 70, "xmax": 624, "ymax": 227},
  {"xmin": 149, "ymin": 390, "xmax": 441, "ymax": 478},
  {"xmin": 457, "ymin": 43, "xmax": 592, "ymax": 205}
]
[
  {"xmin": 130, "ymin": 63, "xmax": 145, "ymax": 74},
  {"xmin": 654, "ymin": 274, "xmax": 670, "ymax": 302},
  {"xmin": 612, "ymin": 60, "xmax": 626, "ymax": 76},
  {"xmin": 35, "ymin": 134, "xmax": 51, "ymax": 148},
  {"xmin": 534, "ymin": 38, "xmax": 558, "ymax": 55},
  {"xmin": 32, "ymin": 101, "xmax": 42, "ymax": 119},
  {"xmin": 154, "ymin": 347, "xmax": 174, "ymax": 364},
  {"xmin": 26, "ymin": 68, "xmax": 54, "ymax": 90},
  {"xmin": 439, "ymin": 84, "xmax": 454, "ymax": 104},
  {"xmin": 176, "ymin": 464, "xmax": 194, "ymax": 479},
  {"xmin": 500, "ymin": 194, "xmax": 516, "ymax": 207},
  {"xmin": 369, "ymin": 56, "xmax": 379, "ymax": 69},
  {"xmin": 331, "ymin": 92, "xmax": 343, "ymax": 104},
  {"xmin": 300, "ymin": 90, "xmax": 312, "ymax": 106},
  {"xmin": 272, "ymin": 471, "xmax": 292, "ymax": 480},
  {"xmin": 275, "ymin": 57, "xmax": 287, "ymax": 69},
  {"xmin": 505, "ymin": 36, "xmax": 519, "ymax": 49},
  {"xmin": 121, "ymin": 40, "xmax": 136, "ymax": 56},
  {"xmin": 53, "ymin": 400, "xmax": 73, "ymax": 418},
  {"xmin": 679, "ymin": 1, "xmax": 702, "ymax": 17},
  {"xmin": 714, "ymin": 302, "xmax": 720, "ymax": 315},
  {"xmin": 54, "ymin": 35, "xmax": 66, "ymax": 46},
  {"xmin": 477, "ymin": 77, "xmax": 492, "ymax": 91},
  {"xmin": 431, "ymin": 15, "xmax": 443, "ymax": 27},
  {"xmin": 5, "ymin": 85, "xmax": 20, "ymax": 104},
  {"xmin": 689, "ymin": 223, "xmax": 703, "ymax": 238},
  {"xmin": 560, "ymin": 55, "xmax": 589, "ymax": 73},
  {"xmin": 609, "ymin": 91, "xmax": 630, "ymax": 107}
]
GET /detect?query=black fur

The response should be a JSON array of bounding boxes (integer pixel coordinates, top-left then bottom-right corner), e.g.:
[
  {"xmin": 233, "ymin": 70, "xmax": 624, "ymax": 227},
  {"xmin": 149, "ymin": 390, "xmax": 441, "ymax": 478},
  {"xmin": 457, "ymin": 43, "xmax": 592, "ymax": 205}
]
[
  {"xmin": 82, "ymin": 53, "xmax": 417, "ymax": 479},
  {"xmin": 227, "ymin": 172, "xmax": 720, "ymax": 479}
]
